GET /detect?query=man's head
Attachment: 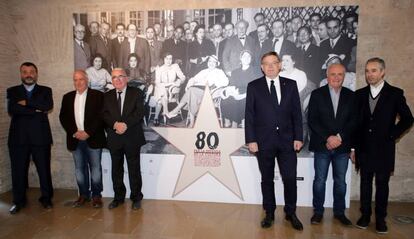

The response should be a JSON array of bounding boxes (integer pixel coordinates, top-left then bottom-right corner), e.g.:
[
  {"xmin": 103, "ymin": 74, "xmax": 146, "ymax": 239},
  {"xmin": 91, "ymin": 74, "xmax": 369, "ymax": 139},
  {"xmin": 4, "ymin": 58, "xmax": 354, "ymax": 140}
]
[
  {"xmin": 153, "ymin": 23, "xmax": 162, "ymax": 36},
  {"xmin": 235, "ymin": 19, "xmax": 249, "ymax": 37},
  {"xmin": 111, "ymin": 68, "xmax": 128, "ymax": 91},
  {"xmin": 127, "ymin": 23, "xmax": 138, "ymax": 39},
  {"xmin": 224, "ymin": 23, "xmax": 234, "ymax": 38},
  {"xmin": 253, "ymin": 12, "xmax": 265, "ymax": 27},
  {"xmin": 89, "ymin": 21, "xmax": 99, "ymax": 36},
  {"xmin": 261, "ymin": 52, "xmax": 281, "ymax": 79},
  {"xmin": 185, "ymin": 28, "xmax": 193, "ymax": 41},
  {"xmin": 74, "ymin": 24, "xmax": 86, "ymax": 41},
  {"xmin": 166, "ymin": 25, "xmax": 175, "ymax": 39},
  {"xmin": 271, "ymin": 19, "xmax": 284, "ymax": 38},
  {"xmin": 326, "ymin": 63, "xmax": 346, "ymax": 90},
  {"xmin": 73, "ymin": 70, "xmax": 89, "ymax": 93},
  {"xmin": 20, "ymin": 62, "xmax": 38, "ymax": 86},
  {"xmin": 365, "ymin": 57, "xmax": 386, "ymax": 86},
  {"xmin": 291, "ymin": 16, "xmax": 302, "ymax": 33},
  {"xmin": 257, "ymin": 24, "xmax": 269, "ymax": 42},
  {"xmin": 212, "ymin": 23, "xmax": 223, "ymax": 39},
  {"xmin": 174, "ymin": 26, "xmax": 184, "ymax": 40},
  {"xmin": 183, "ymin": 21, "xmax": 190, "ymax": 31},
  {"xmin": 194, "ymin": 25, "xmax": 205, "ymax": 41},
  {"xmin": 115, "ymin": 23, "xmax": 125, "ymax": 38},
  {"xmin": 326, "ymin": 17, "xmax": 341, "ymax": 39},
  {"xmin": 190, "ymin": 21, "xmax": 199, "ymax": 32},
  {"xmin": 99, "ymin": 22, "xmax": 110, "ymax": 37},
  {"xmin": 344, "ymin": 13, "xmax": 358, "ymax": 33},
  {"xmin": 309, "ymin": 13, "xmax": 321, "ymax": 30},
  {"xmin": 297, "ymin": 26, "xmax": 312, "ymax": 44},
  {"xmin": 146, "ymin": 26, "xmax": 155, "ymax": 40}
]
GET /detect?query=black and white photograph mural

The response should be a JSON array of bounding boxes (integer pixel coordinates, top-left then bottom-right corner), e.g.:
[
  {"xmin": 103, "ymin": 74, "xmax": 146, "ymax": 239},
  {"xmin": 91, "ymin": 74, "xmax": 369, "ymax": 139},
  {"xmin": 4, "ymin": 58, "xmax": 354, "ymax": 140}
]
[{"xmin": 73, "ymin": 6, "xmax": 359, "ymax": 156}]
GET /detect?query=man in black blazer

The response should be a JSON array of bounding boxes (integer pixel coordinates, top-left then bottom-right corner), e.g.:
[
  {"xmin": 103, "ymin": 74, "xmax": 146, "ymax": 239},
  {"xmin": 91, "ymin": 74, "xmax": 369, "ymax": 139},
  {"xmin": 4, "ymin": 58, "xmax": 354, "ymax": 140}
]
[
  {"xmin": 103, "ymin": 68, "xmax": 146, "ymax": 210},
  {"xmin": 352, "ymin": 58, "xmax": 413, "ymax": 234},
  {"xmin": 59, "ymin": 70, "xmax": 106, "ymax": 208},
  {"xmin": 308, "ymin": 63, "xmax": 356, "ymax": 226},
  {"xmin": 245, "ymin": 52, "xmax": 304, "ymax": 230},
  {"xmin": 111, "ymin": 23, "xmax": 126, "ymax": 68},
  {"xmin": 7, "ymin": 62, "xmax": 54, "ymax": 214},
  {"xmin": 89, "ymin": 22, "xmax": 112, "ymax": 73}
]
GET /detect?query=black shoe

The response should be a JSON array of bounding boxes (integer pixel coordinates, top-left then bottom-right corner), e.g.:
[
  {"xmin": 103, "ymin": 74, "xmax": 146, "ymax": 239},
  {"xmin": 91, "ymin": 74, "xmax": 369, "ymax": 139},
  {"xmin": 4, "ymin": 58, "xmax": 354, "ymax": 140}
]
[
  {"xmin": 376, "ymin": 221, "xmax": 388, "ymax": 234},
  {"xmin": 355, "ymin": 215, "xmax": 370, "ymax": 229},
  {"xmin": 334, "ymin": 214, "xmax": 353, "ymax": 226},
  {"xmin": 310, "ymin": 213, "xmax": 323, "ymax": 224},
  {"xmin": 108, "ymin": 199, "xmax": 124, "ymax": 209},
  {"xmin": 285, "ymin": 213, "xmax": 303, "ymax": 231},
  {"xmin": 154, "ymin": 119, "xmax": 160, "ymax": 126},
  {"xmin": 39, "ymin": 199, "xmax": 53, "ymax": 209},
  {"xmin": 131, "ymin": 200, "xmax": 141, "ymax": 210},
  {"xmin": 9, "ymin": 204, "xmax": 24, "ymax": 214},
  {"xmin": 261, "ymin": 214, "xmax": 274, "ymax": 228}
]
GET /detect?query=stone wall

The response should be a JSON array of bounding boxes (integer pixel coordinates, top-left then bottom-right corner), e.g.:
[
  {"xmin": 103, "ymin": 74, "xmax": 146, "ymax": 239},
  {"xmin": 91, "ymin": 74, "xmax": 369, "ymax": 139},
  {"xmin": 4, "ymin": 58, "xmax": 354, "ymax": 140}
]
[{"xmin": 1, "ymin": 0, "xmax": 413, "ymax": 201}]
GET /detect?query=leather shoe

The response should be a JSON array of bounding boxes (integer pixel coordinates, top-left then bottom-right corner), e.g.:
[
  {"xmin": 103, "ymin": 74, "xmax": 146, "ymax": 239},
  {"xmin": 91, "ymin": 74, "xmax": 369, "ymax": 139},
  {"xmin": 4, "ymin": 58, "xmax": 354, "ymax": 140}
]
[
  {"xmin": 154, "ymin": 119, "xmax": 160, "ymax": 126},
  {"xmin": 310, "ymin": 213, "xmax": 323, "ymax": 224},
  {"xmin": 39, "ymin": 199, "xmax": 53, "ymax": 209},
  {"xmin": 108, "ymin": 200, "xmax": 124, "ymax": 209},
  {"xmin": 285, "ymin": 213, "xmax": 303, "ymax": 231},
  {"xmin": 92, "ymin": 196, "xmax": 103, "ymax": 208},
  {"xmin": 72, "ymin": 196, "xmax": 89, "ymax": 208},
  {"xmin": 261, "ymin": 214, "xmax": 274, "ymax": 228},
  {"xmin": 131, "ymin": 200, "xmax": 141, "ymax": 210},
  {"xmin": 356, "ymin": 215, "xmax": 370, "ymax": 229},
  {"xmin": 334, "ymin": 214, "xmax": 353, "ymax": 226},
  {"xmin": 376, "ymin": 220, "xmax": 388, "ymax": 234},
  {"xmin": 9, "ymin": 204, "xmax": 24, "ymax": 214}
]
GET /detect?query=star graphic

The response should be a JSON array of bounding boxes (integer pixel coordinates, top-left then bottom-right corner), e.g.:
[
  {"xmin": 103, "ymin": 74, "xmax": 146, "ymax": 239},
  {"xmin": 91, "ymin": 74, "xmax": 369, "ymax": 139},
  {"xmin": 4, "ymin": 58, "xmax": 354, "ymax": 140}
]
[{"xmin": 152, "ymin": 87, "xmax": 246, "ymax": 200}]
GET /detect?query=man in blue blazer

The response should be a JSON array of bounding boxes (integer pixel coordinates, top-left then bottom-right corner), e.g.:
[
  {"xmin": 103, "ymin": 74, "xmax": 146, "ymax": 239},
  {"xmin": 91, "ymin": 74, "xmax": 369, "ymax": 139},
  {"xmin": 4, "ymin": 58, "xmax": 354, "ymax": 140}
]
[
  {"xmin": 7, "ymin": 62, "xmax": 54, "ymax": 214},
  {"xmin": 245, "ymin": 52, "xmax": 304, "ymax": 230}
]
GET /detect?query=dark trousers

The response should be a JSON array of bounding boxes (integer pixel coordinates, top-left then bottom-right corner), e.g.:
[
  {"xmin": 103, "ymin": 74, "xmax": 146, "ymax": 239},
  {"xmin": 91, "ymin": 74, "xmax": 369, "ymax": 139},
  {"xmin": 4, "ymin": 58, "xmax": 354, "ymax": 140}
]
[
  {"xmin": 109, "ymin": 146, "xmax": 143, "ymax": 202},
  {"xmin": 257, "ymin": 147, "xmax": 297, "ymax": 215},
  {"xmin": 360, "ymin": 170, "xmax": 391, "ymax": 221},
  {"xmin": 9, "ymin": 144, "xmax": 53, "ymax": 205}
]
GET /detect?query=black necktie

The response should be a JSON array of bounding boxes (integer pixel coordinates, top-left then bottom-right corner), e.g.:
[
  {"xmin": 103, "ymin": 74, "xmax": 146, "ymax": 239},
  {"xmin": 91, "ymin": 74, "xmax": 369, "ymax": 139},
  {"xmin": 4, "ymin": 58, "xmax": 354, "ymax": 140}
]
[
  {"xmin": 270, "ymin": 80, "xmax": 279, "ymax": 105},
  {"xmin": 272, "ymin": 38, "xmax": 279, "ymax": 51},
  {"xmin": 117, "ymin": 91, "xmax": 122, "ymax": 114}
]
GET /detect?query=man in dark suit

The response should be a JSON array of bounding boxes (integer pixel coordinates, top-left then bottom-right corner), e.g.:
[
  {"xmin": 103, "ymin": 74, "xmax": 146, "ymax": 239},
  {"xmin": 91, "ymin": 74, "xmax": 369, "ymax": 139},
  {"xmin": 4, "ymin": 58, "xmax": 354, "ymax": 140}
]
[
  {"xmin": 160, "ymin": 26, "xmax": 186, "ymax": 67},
  {"xmin": 119, "ymin": 24, "xmax": 151, "ymax": 75},
  {"xmin": 89, "ymin": 22, "xmax": 112, "ymax": 72},
  {"xmin": 59, "ymin": 70, "xmax": 106, "ymax": 208},
  {"xmin": 245, "ymin": 52, "xmax": 304, "ymax": 230},
  {"xmin": 352, "ymin": 58, "xmax": 413, "ymax": 234},
  {"xmin": 308, "ymin": 63, "xmax": 356, "ymax": 226},
  {"xmin": 103, "ymin": 68, "xmax": 146, "ymax": 210},
  {"xmin": 7, "ymin": 62, "xmax": 54, "ymax": 214},
  {"xmin": 74, "ymin": 24, "xmax": 91, "ymax": 70},
  {"xmin": 261, "ymin": 19, "xmax": 301, "ymax": 69},
  {"xmin": 297, "ymin": 26, "xmax": 322, "ymax": 86},
  {"xmin": 111, "ymin": 23, "xmax": 126, "ymax": 68},
  {"xmin": 248, "ymin": 12, "xmax": 273, "ymax": 45}
]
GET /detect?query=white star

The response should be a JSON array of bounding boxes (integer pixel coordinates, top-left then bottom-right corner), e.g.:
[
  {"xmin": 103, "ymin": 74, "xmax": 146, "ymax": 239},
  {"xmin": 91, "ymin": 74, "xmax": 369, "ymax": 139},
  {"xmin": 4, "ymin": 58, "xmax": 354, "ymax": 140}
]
[{"xmin": 152, "ymin": 87, "xmax": 246, "ymax": 200}]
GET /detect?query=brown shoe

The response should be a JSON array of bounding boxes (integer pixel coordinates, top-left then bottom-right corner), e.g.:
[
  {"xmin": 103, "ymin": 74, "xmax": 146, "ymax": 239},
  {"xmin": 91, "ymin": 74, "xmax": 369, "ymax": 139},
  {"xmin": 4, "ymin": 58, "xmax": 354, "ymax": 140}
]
[
  {"xmin": 92, "ymin": 197, "xmax": 103, "ymax": 208},
  {"xmin": 72, "ymin": 196, "xmax": 89, "ymax": 208}
]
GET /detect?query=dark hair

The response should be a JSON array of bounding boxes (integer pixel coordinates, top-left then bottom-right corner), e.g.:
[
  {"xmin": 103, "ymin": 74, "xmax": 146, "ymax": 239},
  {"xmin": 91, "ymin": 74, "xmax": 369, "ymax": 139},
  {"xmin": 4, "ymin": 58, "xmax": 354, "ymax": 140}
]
[
  {"xmin": 280, "ymin": 52, "xmax": 297, "ymax": 64},
  {"xmin": 326, "ymin": 17, "xmax": 341, "ymax": 26},
  {"xmin": 146, "ymin": 26, "xmax": 155, "ymax": 32},
  {"xmin": 128, "ymin": 53, "xmax": 139, "ymax": 63},
  {"xmin": 271, "ymin": 19, "xmax": 284, "ymax": 28},
  {"xmin": 115, "ymin": 23, "xmax": 125, "ymax": 29},
  {"xmin": 254, "ymin": 12, "xmax": 265, "ymax": 21},
  {"xmin": 162, "ymin": 52, "xmax": 174, "ymax": 61},
  {"xmin": 127, "ymin": 23, "xmax": 137, "ymax": 30},
  {"xmin": 92, "ymin": 53, "xmax": 104, "ymax": 67},
  {"xmin": 261, "ymin": 51, "xmax": 280, "ymax": 63},
  {"xmin": 366, "ymin": 57, "xmax": 385, "ymax": 69},
  {"xmin": 344, "ymin": 13, "xmax": 358, "ymax": 22},
  {"xmin": 193, "ymin": 24, "xmax": 205, "ymax": 36},
  {"xmin": 257, "ymin": 23, "xmax": 268, "ymax": 31},
  {"xmin": 20, "ymin": 62, "xmax": 38, "ymax": 73},
  {"xmin": 225, "ymin": 22, "xmax": 234, "ymax": 28},
  {"xmin": 309, "ymin": 13, "xmax": 322, "ymax": 20},
  {"xmin": 297, "ymin": 25, "xmax": 312, "ymax": 35},
  {"xmin": 175, "ymin": 25, "xmax": 184, "ymax": 32}
]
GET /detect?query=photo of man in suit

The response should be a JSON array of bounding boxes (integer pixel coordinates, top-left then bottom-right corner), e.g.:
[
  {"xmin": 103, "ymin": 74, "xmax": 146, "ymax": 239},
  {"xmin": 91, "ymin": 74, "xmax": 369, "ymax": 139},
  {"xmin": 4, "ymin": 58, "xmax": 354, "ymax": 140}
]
[
  {"xmin": 89, "ymin": 22, "xmax": 112, "ymax": 73},
  {"xmin": 7, "ymin": 62, "xmax": 54, "ymax": 214},
  {"xmin": 74, "ymin": 24, "xmax": 91, "ymax": 70},
  {"xmin": 59, "ymin": 70, "xmax": 106, "ymax": 208},
  {"xmin": 111, "ymin": 23, "xmax": 126, "ymax": 68},
  {"xmin": 245, "ymin": 52, "xmax": 303, "ymax": 230},
  {"xmin": 103, "ymin": 68, "xmax": 146, "ymax": 210},
  {"xmin": 308, "ymin": 63, "xmax": 356, "ymax": 226},
  {"xmin": 352, "ymin": 57, "xmax": 413, "ymax": 234}
]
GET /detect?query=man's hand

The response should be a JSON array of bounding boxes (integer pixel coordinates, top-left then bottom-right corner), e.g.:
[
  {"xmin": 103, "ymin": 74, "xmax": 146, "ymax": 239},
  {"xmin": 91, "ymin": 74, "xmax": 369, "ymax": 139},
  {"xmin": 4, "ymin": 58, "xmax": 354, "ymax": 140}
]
[
  {"xmin": 74, "ymin": 131, "xmax": 90, "ymax": 141},
  {"xmin": 326, "ymin": 135, "xmax": 342, "ymax": 150},
  {"xmin": 114, "ymin": 121, "xmax": 127, "ymax": 135},
  {"xmin": 294, "ymin": 140, "xmax": 303, "ymax": 152},
  {"xmin": 248, "ymin": 142, "xmax": 258, "ymax": 153},
  {"xmin": 17, "ymin": 100, "xmax": 27, "ymax": 106}
]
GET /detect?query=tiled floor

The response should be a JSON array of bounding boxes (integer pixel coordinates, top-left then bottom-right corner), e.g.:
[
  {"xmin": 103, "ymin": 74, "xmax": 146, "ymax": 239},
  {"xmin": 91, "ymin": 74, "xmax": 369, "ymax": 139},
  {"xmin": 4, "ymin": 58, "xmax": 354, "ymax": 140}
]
[{"xmin": 0, "ymin": 188, "xmax": 413, "ymax": 238}]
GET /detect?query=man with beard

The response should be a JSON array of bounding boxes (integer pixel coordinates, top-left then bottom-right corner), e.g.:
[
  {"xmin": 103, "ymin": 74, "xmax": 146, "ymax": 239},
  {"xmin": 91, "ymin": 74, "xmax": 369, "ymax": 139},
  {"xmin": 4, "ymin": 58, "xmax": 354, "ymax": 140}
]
[{"xmin": 7, "ymin": 62, "xmax": 54, "ymax": 214}]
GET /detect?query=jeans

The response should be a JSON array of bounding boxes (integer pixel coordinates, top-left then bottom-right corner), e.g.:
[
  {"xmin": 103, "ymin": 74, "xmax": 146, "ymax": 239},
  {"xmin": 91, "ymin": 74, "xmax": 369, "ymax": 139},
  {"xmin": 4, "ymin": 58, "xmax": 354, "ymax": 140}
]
[
  {"xmin": 72, "ymin": 140, "xmax": 103, "ymax": 198},
  {"xmin": 313, "ymin": 151, "xmax": 349, "ymax": 215}
]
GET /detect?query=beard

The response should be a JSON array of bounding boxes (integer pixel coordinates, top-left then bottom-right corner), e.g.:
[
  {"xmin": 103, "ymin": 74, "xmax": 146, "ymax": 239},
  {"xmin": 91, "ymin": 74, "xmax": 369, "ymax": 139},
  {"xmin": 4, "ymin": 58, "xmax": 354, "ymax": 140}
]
[{"xmin": 21, "ymin": 77, "xmax": 36, "ymax": 85}]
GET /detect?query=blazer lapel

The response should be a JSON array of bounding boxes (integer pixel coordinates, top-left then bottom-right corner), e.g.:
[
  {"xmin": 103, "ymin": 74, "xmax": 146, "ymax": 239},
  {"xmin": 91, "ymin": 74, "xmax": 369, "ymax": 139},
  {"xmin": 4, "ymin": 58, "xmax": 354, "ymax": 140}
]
[
  {"xmin": 372, "ymin": 82, "xmax": 390, "ymax": 116},
  {"xmin": 323, "ymin": 86, "xmax": 336, "ymax": 120}
]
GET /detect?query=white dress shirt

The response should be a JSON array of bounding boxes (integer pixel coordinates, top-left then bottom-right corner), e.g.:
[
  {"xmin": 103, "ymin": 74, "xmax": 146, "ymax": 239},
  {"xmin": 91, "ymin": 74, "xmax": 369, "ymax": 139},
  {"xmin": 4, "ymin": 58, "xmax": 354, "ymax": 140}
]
[
  {"xmin": 74, "ymin": 89, "xmax": 88, "ymax": 131},
  {"xmin": 370, "ymin": 80, "xmax": 385, "ymax": 98},
  {"xmin": 273, "ymin": 36, "xmax": 284, "ymax": 55},
  {"xmin": 128, "ymin": 37, "xmax": 136, "ymax": 53},
  {"xmin": 265, "ymin": 76, "xmax": 281, "ymax": 104}
]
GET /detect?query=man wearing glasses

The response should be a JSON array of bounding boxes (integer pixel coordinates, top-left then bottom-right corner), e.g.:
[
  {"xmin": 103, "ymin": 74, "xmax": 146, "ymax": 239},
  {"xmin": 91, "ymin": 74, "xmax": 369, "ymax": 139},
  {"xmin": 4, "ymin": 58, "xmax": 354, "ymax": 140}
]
[{"xmin": 102, "ymin": 68, "xmax": 146, "ymax": 210}]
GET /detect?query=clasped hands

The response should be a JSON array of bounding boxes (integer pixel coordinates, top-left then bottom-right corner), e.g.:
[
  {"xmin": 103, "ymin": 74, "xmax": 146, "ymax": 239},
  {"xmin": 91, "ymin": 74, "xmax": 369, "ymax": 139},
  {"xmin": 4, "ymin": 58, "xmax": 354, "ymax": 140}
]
[
  {"xmin": 73, "ymin": 131, "xmax": 90, "ymax": 141},
  {"xmin": 326, "ymin": 135, "xmax": 342, "ymax": 150},
  {"xmin": 113, "ymin": 121, "xmax": 127, "ymax": 135}
]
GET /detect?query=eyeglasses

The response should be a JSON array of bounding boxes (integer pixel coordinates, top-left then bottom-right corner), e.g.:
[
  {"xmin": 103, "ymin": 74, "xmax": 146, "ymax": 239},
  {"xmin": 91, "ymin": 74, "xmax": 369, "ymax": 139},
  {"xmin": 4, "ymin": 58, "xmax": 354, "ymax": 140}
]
[{"xmin": 112, "ymin": 75, "xmax": 127, "ymax": 80}]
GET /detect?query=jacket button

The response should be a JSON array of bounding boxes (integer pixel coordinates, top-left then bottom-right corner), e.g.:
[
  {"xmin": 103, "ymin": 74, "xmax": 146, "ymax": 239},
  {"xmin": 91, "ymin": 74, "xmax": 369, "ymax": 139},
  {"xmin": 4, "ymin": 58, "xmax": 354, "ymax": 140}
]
[{"xmin": 368, "ymin": 129, "xmax": 372, "ymax": 132}]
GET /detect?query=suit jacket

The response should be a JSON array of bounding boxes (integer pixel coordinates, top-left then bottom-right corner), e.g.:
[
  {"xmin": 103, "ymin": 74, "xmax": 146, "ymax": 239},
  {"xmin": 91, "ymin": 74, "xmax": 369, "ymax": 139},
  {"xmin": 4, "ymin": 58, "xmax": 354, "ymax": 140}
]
[
  {"xmin": 74, "ymin": 40, "xmax": 91, "ymax": 70},
  {"xmin": 308, "ymin": 85, "xmax": 357, "ymax": 153},
  {"xmin": 160, "ymin": 38, "xmax": 186, "ymax": 64},
  {"xmin": 319, "ymin": 35, "xmax": 355, "ymax": 70},
  {"xmin": 245, "ymin": 76, "xmax": 303, "ymax": 150},
  {"xmin": 299, "ymin": 43, "xmax": 322, "ymax": 86},
  {"xmin": 7, "ymin": 84, "xmax": 53, "ymax": 146},
  {"xmin": 111, "ymin": 37, "xmax": 126, "ymax": 68},
  {"xmin": 102, "ymin": 87, "xmax": 146, "ymax": 150},
  {"xmin": 119, "ymin": 37, "xmax": 151, "ymax": 74},
  {"xmin": 261, "ymin": 37, "xmax": 301, "ymax": 67},
  {"xmin": 89, "ymin": 35, "xmax": 112, "ymax": 72},
  {"xmin": 148, "ymin": 39, "xmax": 163, "ymax": 68},
  {"xmin": 59, "ymin": 88, "xmax": 106, "ymax": 151},
  {"xmin": 355, "ymin": 82, "xmax": 413, "ymax": 172},
  {"xmin": 222, "ymin": 35, "xmax": 260, "ymax": 74}
]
